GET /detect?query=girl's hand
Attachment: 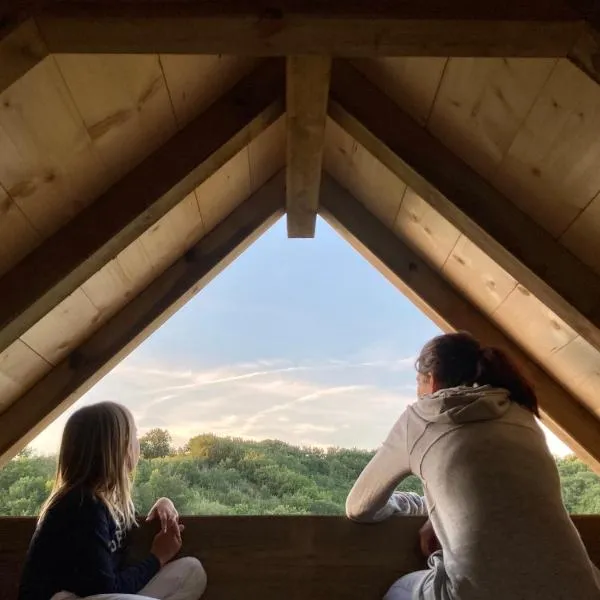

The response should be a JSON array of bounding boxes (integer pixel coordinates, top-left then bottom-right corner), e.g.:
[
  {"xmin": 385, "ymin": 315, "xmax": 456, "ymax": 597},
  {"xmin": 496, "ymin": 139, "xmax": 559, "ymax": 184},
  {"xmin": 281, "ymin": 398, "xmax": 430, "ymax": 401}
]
[
  {"xmin": 151, "ymin": 522, "xmax": 184, "ymax": 567},
  {"xmin": 147, "ymin": 497, "xmax": 179, "ymax": 533}
]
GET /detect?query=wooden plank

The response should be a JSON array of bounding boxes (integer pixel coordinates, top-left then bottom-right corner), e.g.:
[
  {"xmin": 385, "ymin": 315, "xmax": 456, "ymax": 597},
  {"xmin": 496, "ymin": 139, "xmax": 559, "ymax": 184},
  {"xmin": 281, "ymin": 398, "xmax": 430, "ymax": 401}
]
[
  {"xmin": 328, "ymin": 60, "xmax": 600, "ymax": 362},
  {"xmin": 0, "ymin": 186, "xmax": 40, "ymax": 277},
  {"xmin": 0, "ymin": 340, "xmax": 50, "ymax": 415},
  {"xmin": 443, "ymin": 235, "xmax": 517, "ymax": 314},
  {"xmin": 427, "ymin": 57, "xmax": 557, "ymax": 178},
  {"xmin": 54, "ymin": 54, "xmax": 177, "ymax": 182},
  {"xmin": 491, "ymin": 59, "xmax": 600, "ymax": 238},
  {"xmin": 0, "ymin": 19, "xmax": 47, "ymax": 94},
  {"xmin": 321, "ymin": 175, "xmax": 600, "ymax": 473},
  {"xmin": 324, "ymin": 119, "xmax": 406, "ymax": 228},
  {"xmin": 35, "ymin": 0, "xmax": 584, "ymax": 57},
  {"xmin": 546, "ymin": 335, "xmax": 600, "ymax": 415},
  {"xmin": 0, "ymin": 174, "xmax": 284, "ymax": 466},
  {"xmin": 160, "ymin": 54, "xmax": 257, "ymax": 128},
  {"xmin": 20, "ymin": 289, "xmax": 101, "ymax": 366},
  {"xmin": 1, "ymin": 515, "xmax": 600, "ymax": 600},
  {"xmin": 0, "ymin": 57, "xmax": 107, "ymax": 237},
  {"xmin": 351, "ymin": 58, "xmax": 446, "ymax": 126},
  {"xmin": 395, "ymin": 188, "xmax": 461, "ymax": 270},
  {"xmin": 0, "ymin": 60, "xmax": 284, "ymax": 356},
  {"xmin": 286, "ymin": 56, "xmax": 331, "ymax": 238}
]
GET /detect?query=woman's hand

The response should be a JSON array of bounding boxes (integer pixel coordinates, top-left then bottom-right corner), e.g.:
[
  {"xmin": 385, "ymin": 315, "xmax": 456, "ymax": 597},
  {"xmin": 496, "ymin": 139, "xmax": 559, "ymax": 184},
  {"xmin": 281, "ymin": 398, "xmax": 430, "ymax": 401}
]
[
  {"xmin": 419, "ymin": 519, "xmax": 440, "ymax": 558},
  {"xmin": 151, "ymin": 521, "xmax": 184, "ymax": 567},
  {"xmin": 147, "ymin": 497, "xmax": 179, "ymax": 533}
]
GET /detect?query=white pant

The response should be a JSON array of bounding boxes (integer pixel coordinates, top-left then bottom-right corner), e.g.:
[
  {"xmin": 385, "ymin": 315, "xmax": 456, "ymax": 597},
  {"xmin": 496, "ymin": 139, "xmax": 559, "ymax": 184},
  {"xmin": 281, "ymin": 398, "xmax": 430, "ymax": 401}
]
[
  {"xmin": 383, "ymin": 570, "xmax": 428, "ymax": 600},
  {"xmin": 51, "ymin": 557, "xmax": 207, "ymax": 600}
]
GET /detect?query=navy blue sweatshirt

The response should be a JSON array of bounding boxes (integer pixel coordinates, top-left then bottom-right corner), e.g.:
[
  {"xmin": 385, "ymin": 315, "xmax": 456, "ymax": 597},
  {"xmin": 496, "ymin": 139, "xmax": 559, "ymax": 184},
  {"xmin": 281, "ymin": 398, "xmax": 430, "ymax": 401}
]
[{"xmin": 18, "ymin": 488, "xmax": 160, "ymax": 600}]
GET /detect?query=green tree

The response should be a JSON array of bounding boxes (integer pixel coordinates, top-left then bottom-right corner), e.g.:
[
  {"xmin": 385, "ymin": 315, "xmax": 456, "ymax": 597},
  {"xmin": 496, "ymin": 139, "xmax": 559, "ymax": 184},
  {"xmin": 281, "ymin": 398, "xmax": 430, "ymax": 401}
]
[{"xmin": 139, "ymin": 428, "xmax": 173, "ymax": 459}]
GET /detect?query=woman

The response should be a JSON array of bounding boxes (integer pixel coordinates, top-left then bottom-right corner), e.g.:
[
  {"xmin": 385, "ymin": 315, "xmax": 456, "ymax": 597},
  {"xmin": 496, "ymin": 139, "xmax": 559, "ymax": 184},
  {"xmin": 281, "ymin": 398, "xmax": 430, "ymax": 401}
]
[
  {"xmin": 346, "ymin": 332, "xmax": 600, "ymax": 599},
  {"xmin": 19, "ymin": 402, "xmax": 207, "ymax": 600}
]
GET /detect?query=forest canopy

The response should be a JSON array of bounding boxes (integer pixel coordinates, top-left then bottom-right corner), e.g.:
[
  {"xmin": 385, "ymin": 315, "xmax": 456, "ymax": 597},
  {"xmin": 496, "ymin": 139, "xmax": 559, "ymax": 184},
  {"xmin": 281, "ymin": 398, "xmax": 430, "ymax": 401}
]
[{"xmin": 1, "ymin": 429, "xmax": 599, "ymax": 516}]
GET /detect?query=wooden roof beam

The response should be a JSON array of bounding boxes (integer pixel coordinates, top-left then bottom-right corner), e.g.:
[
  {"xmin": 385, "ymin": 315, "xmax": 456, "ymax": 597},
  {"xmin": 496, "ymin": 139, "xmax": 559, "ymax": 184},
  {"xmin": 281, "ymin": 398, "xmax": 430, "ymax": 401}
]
[
  {"xmin": 0, "ymin": 59, "xmax": 284, "ymax": 356},
  {"xmin": 329, "ymin": 60, "xmax": 600, "ymax": 356},
  {"xmin": 286, "ymin": 56, "xmax": 331, "ymax": 238},
  {"xmin": 0, "ymin": 173, "xmax": 285, "ymax": 466},
  {"xmin": 321, "ymin": 175, "xmax": 600, "ymax": 473},
  {"xmin": 32, "ymin": 0, "xmax": 584, "ymax": 58}
]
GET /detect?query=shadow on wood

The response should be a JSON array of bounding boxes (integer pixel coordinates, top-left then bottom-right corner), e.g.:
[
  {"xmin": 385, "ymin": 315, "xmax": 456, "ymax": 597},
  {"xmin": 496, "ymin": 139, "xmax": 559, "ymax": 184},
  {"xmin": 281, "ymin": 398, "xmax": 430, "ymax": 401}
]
[{"xmin": 2, "ymin": 516, "xmax": 600, "ymax": 600}]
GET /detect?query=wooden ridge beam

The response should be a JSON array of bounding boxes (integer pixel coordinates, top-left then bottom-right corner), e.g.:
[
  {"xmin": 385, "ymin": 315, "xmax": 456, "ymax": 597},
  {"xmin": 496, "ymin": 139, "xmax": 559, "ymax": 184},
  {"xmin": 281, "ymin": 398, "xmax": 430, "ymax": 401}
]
[
  {"xmin": 286, "ymin": 55, "xmax": 331, "ymax": 237},
  {"xmin": 329, "ymin": 60, "xmax": 600, "ymax": 356},
  {"xmin": 0, "ymin": 59, "xmax": 284, "ymax": 356},
  {"xmin": 31, "ymin": 0, "xmax": 584, "ymax": 58},
  {"xmin": 0, "ymin": 173, "xmax": 285, "ymax": 467},
  {"xmin": 321, "ymin": 175, "xmax": 600, "ymax": 473}
]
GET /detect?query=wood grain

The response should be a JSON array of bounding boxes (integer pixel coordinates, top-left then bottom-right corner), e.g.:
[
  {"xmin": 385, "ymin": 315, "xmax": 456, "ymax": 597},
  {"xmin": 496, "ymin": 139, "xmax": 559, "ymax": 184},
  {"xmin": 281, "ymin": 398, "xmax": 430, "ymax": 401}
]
[
  {"xmin": 492, "ymin": 59, "xmax": 600, "ymax": 238},
  {"xmin": 55, "ymin": 54, "xmax": 177, "ymax": 182},
  {"xmin": 428, "ymin": 57, "xmax": 557, "ymax": 178},
  {"xmin": 286, "ymin": 56, "xmax": 331, "ymax": 237},
  {"xmin": 1, "ymin": 515, "xmax": 600, "ymax": 600},
  {"xmin": 0, "ymin": 60, "xmax": 284, "ymax": 357}
]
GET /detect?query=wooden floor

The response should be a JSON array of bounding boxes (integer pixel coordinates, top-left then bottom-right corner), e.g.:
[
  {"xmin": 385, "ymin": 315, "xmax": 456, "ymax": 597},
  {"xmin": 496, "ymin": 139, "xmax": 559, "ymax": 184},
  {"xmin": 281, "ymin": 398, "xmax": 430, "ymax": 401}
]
[{"xmin": 2, "ymin": 516, "xmax": 600, "ymax": 600}]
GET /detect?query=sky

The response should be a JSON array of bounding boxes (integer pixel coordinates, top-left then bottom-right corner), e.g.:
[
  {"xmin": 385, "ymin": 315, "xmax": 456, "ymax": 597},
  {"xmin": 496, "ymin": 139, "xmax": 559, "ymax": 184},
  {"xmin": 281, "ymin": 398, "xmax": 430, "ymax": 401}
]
[{"xmin": 29, "ymin": 216, "xmax": 572, "ymax": 457}]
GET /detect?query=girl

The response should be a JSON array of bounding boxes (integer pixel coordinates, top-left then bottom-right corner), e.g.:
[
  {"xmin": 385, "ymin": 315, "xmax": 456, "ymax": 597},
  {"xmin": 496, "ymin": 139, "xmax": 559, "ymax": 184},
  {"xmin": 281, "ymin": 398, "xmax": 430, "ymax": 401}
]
[
  {"xmin": 18, "ymin": 402, "xmax": 207, "ymax": 600},
  {"xmin": 347, "ymin": 332, "xmax": 600, "ymax": 600}
]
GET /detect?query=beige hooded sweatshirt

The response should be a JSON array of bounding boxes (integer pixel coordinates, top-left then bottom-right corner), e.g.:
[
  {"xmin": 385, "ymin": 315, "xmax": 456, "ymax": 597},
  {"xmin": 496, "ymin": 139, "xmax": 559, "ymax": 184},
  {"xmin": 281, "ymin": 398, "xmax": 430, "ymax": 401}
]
[{"xmin": 346, "ymin": 386, "xmax": 600, "ymax": 599}]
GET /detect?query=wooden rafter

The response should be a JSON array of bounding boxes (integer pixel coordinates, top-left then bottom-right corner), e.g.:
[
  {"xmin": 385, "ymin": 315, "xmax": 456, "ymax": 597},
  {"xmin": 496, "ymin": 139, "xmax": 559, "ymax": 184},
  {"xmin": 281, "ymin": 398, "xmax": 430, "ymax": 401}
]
[
  {"xmin": 321, "ymin": 176, "xmax": 600, "ymax": 473},
  {"xmin": 0, "ymin": 59, "xmax": 284, "ymax": 356},
  {"xmin": 286, "ymin": 55, "xmax": 331, "ymax": 237},
  {"xmin": 329, "ymin": 60, "xmax": 600, "ymax": 356},
  {"xmin": 0, "ymin": 173, "xmax": 285, "ymax": 466}
]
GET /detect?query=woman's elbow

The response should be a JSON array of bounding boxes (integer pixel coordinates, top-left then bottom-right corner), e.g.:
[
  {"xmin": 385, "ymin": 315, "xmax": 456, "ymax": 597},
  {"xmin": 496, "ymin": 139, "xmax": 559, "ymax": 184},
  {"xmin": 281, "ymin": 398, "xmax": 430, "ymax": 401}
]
[{"xmin": 345, "ymin": 496, "xmax": 374, "ymax": 523}]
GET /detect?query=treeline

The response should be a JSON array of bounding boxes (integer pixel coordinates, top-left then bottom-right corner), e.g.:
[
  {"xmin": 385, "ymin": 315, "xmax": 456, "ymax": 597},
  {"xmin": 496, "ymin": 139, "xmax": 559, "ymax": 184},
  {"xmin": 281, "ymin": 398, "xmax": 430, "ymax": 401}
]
[{"xmin": 1, "ymin": 430, "xmax": 599, "ymax": 516}]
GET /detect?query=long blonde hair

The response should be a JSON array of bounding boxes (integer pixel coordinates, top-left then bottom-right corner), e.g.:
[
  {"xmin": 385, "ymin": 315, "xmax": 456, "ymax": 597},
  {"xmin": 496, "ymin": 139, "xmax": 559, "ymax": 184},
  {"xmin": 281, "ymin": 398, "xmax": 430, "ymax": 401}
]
[{"xmin": 39, "ymin": 402, "xmax": 137, "ymax": 529}]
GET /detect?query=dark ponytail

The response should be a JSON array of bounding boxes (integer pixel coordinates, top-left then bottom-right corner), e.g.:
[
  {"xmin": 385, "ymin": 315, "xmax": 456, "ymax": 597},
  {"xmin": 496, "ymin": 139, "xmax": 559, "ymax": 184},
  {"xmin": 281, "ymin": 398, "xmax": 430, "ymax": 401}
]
[{"xmin": 416, "ymin": 332, "xmax": 539, "ymax": 417}]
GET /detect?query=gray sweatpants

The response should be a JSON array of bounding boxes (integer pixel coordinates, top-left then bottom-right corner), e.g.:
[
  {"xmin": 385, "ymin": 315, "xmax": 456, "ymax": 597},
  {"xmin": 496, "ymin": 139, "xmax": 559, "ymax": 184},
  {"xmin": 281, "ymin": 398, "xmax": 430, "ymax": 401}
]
[
  {"xmin": 383, "ymin": 570, "xmax": 428, "ymax": 600},
  {"xmin": 50, "ymin": 557, "xmax": 206, "ymax": 600}
]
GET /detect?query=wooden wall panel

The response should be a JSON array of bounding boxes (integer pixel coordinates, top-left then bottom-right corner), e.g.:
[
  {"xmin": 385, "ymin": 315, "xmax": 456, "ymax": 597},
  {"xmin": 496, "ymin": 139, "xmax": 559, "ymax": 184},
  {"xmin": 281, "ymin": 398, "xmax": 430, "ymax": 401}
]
[
  {"xmin": 443, "ymin": 236, "xmax": 517, "ymax": 314},
  {"xmin": 493, "ymin": 287, "xmax": 578, "ymax": 358},
  {"xmin": 0, "ymin": 59, "xmax": 106, "ymax": 237},
  {"xmin": 0, "ymin": 341, "xmax": 50, "ymax": 415},
  {"xmin": 20, "ymin": 289, "xmax": 101, "ymax": 366},
  {"xmin": 0, "ymin": 186, "xmax": 39, "ymax": 277},
  {"xmin": 324, "ymin": 120, "xmax": 406, "ymax": 228},
  {"xmin": 248, "ymin": 117, "xmax": 286, "ymax": 192},
  {"xmin": 546, "ymin": 336, "xmax": 600, "ymax": 416},
  {"xmin": 394, "ymin": 188, "xmax": 460, "ymax": 269},
  {"xmin": 161, "ymin": 55, "xmax": 257, "ymax": 127},
  {"xmin": 3, "ymin": 516, "xmax": 600, "ymax": 600},
  {"xmin": 428, "ymin": 58, "xmax": 556, "ymax": 178},
  {"xmin": 55, "ymin": 54, "xmax": 177, "ymax": 182},
  {"xmin": 82, "ymin": 192, "xmax": 204, "ymax": 322},
  {"xmin": 196, "ymin": 148, "xmax": 252, "ymax": 234},
  {"xmin": 351, "ymin": 58, "xmax": 446, "ymax": 125},
  {"xmin": 492, "ymin": 59, "xmax": 600, "ymax": 238}
]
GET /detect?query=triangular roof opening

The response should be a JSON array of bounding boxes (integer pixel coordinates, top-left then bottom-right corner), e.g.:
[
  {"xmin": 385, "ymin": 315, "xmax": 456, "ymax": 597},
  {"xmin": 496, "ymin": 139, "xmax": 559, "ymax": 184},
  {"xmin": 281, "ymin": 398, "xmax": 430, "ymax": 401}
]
[{"xmin": 27, "ymin": 217, "xmax": 572, "ymax": 459}]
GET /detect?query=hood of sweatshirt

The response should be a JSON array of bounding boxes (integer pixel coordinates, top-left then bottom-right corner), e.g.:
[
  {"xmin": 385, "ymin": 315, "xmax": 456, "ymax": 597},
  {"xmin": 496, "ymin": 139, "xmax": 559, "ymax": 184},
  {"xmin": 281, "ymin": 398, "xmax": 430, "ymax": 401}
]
[{"xmin": 413, "ymin": 385, "xmax": 512, "ymax": 424}]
